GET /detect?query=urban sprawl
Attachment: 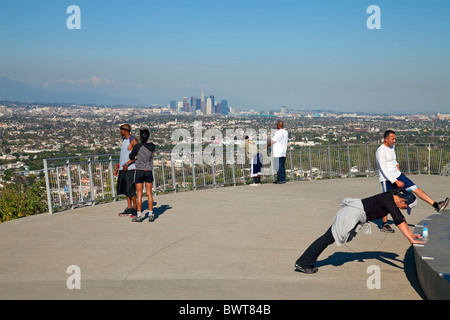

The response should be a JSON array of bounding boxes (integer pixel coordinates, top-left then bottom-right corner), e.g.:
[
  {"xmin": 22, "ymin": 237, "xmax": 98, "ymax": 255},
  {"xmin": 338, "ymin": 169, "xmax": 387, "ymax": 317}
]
[{"xmin": 0, "ymin": 97, "xmax": 449, "ymax": 187}]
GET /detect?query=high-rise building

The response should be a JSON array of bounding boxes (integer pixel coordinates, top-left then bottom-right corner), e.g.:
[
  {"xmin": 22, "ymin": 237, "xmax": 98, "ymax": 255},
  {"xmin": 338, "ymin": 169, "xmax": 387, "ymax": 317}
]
[
  {"xmin": 221, "ymin": 100, "xmax": 229, "ymax": 115},
  {"xmin": 190, "ymin": 96, "xmax": 198, "ymax": 114},
  {"xmin": 216, "ymin": 102, "xmax": 221, "ymax": 115},
  {"xmin": 183, "ymin": 97, "xmax": 189, "ymax": 112},
  {"xmin": 201, "ymin": 91, "xmax": 206, "ymax": 114},
  {"xmin": 206, "ymin": 97, "xmax": 212, "ymax": 114},
  {"xmin": 209, "ymin": 95, "xmax": 215, "ymax": 114}
]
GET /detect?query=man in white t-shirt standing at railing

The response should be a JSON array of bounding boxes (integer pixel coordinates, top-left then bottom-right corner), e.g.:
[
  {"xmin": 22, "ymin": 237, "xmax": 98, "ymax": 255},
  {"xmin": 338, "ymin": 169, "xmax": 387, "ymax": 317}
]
[
  {"xmin": 376, "ymin": 129, "xmax": 448, "ymax": 232},
  {"xmin": 267, "ymin": 121, "xmax": 288, "ymax": 184}
]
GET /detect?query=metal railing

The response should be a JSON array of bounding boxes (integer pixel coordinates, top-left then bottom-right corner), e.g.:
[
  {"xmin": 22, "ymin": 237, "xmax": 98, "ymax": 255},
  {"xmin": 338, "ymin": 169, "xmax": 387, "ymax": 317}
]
[{"xmin": 43, "ymin": 143, "xmax": 450, "ymax": 214}]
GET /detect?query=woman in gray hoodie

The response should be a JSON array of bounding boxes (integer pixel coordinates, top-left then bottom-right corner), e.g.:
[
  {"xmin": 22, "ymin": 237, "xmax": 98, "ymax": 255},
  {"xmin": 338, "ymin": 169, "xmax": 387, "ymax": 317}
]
[{"xmin": 126, "ymin": 128, "xmax": 156, "ymax": 222}]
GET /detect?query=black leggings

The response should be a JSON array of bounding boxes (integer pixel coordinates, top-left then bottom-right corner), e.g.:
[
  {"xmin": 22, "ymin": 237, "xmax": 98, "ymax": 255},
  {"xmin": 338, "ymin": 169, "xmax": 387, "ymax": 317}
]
[{"xmin": 295, "ymin": 227, "xmax": 335, "ymax": 268}]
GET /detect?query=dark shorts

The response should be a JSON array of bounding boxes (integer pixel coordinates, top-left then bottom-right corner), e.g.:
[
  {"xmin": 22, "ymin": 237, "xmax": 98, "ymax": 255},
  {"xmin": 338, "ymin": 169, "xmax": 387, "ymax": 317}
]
[
  {"xmin": 134, "ymin": 170, "xmax": 154, "ymax": 184},
  {"xmin": 117, "ymin": 170, "xmax": 136, "ymax": 197},
  {"xmin": 381, "ymin": 173, "xmax": 418, "ymax": 192}
]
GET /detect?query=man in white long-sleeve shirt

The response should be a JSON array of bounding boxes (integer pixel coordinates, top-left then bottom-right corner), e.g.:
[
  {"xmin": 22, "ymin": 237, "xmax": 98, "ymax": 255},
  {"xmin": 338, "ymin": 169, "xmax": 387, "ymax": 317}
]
[{"xmin": 376, "ymin": 130, "xmax": 448, "ymax": 232}]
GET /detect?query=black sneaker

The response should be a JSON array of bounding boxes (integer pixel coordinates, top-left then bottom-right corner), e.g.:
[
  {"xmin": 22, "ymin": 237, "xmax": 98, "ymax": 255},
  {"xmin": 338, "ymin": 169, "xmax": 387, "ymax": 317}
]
[
  {"xmin": 294, "ymin": 264, "xmax": 318, "ymax": 274},
  {"xmin": 380, "ymin": 223, "xmax": 395, "ymax": 233},
  {"xmin": 118, "ymin": 207, "xmax": 132, "ymax": 217},
  {"xmin": 436, "ymin": 198, "xmax": 449, "ymax": 213},
  {"xmin": 130, "ymin": 208, "xmax": 138, "ymax": 218}
]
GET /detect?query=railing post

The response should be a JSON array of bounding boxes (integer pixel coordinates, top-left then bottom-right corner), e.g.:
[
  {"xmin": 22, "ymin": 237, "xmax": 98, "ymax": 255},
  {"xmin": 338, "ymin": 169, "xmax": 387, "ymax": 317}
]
[
  {"xmin": 231, "ymin": 157, "xmax": 236, "ymax": 186},
  {"xmin": 88, "ymin": 157, "xmax": 95, "ymax": 205},
  {"xmin": 347, "ymin": 145, "xmax": 352, "ymax": 178},
  {"xmin": 99, "ymin": 162, "xmax": 105, "ymax": 199},
  {"xmin": 109, "ymin": 156, "xmax": 116, "ymax": 201},
  {"xmin": 428, "ymin": 143, "xmax": 431, "ymax": 175},
  {"xmin": 299, "ymin": 149, "xmax": 304, "ymax": 180},
  {"xmin": 66, "ymin": 159, "xmax": 74, "ymax": 210},
  {"xmin": 56, "ymin": 167, "xmax": 62, "ymax": 207},
  {"xmin": 171, "ymin": 157, "xmax": 177, "ymax": 193},
  {"xmin": 366, "ymin": 145, "xmax": 371, "ymax": 177},
  {"xmin": 406, "ymin": 145, "xmax": 411, "ymax": 175},
  {"xmin": 201, "ymin": 156, "xmax": 206, "ymax": 187},
  {"xmin": 221, "ymin": 153, "xmax": 226, "ymax": 186},
  {"xmin": 43, "ymin": 159, "xmax": 53, "ymax": 214},
  {"xmin": 191, "ymin": 152, "xmax": 197, "ymax": 190},
  {"xmin": 289, "ymin": 147, "xmax": 294, "ymax": 181},
  {"xmin": 416, "ymin": 147, "xmax": 420, "ymax": 174},
  {"xmin": 318, "ymin": 149, "xmax": 322, "ymax": 177},
  {"xmin": 211, "ymin": 154, "xmax": 216, "ymax": 188},
  {"xmin": 181, "ymin": 157, "xmax": 186, "ymax": 188},
  {"xmin": 328, "ymin": 146, "xmax": 332, "ymax": 179},
  {"xmin": 161, "ymin": 158, "xmax": 167, "ymax": 191},
  {"xmin": 308, "ymin": 146, "xmax": 313, "ymax": 180}
]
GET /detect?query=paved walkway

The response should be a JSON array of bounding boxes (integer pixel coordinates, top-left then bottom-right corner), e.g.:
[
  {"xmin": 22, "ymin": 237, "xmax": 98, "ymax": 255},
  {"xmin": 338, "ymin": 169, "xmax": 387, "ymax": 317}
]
[{"xmin": 1, "ymin": 175, "xmax": 448, "ymax": 300}]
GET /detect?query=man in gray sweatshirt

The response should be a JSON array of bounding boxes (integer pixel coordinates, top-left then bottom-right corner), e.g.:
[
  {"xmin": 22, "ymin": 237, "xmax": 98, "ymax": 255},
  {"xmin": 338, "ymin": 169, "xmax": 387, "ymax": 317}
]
[{"xmin": 294, "ymin": 190, "xmax": 424, "ymax": 274}]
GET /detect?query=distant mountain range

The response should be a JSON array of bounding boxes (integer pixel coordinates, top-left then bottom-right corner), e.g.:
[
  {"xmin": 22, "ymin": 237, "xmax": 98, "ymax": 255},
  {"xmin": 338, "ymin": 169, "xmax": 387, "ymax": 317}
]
[{"xmin": 0, "ymin": 77, "xmax": 144, "ymax": 106}]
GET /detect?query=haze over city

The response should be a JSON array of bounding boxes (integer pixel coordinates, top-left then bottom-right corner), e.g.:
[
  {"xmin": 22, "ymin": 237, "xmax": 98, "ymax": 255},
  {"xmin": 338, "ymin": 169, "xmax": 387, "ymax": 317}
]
[{"xmin": 1, "ymin": 0, "xmax": 449, "ymax": 114}]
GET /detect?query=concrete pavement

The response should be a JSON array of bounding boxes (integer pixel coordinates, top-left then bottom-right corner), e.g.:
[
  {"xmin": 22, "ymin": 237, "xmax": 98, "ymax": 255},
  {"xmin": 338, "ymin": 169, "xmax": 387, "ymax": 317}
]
[{"xmin": 1, "ymin": 175, "xmax": 448, "ymax": 300}]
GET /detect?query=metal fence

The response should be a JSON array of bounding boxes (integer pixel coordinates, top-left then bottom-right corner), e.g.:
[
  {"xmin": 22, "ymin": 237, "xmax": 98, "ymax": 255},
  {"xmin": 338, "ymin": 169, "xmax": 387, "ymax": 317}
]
[{"xmin": 43, "ymin": 143, "xmax": 450, "ymax": 214}]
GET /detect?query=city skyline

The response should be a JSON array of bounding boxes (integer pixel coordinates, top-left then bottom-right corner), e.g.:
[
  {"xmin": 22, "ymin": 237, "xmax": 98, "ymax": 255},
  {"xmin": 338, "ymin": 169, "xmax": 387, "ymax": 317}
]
[{"xmin": 1, "ymin": 0, "xmax": 450, "ymax": 113}]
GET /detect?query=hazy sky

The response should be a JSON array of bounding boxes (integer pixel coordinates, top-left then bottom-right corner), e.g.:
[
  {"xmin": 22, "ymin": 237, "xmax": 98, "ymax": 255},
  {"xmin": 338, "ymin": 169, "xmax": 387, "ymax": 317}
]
[{"xmin": 1, "ymin": 0, "xmax": 449, "ymax": 113}]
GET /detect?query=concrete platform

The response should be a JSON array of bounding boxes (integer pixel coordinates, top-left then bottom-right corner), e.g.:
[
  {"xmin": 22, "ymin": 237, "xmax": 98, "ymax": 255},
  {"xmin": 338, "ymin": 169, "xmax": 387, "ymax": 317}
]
[
  {"xmin": 413, "ymin": 212, "xmax": 450, "ymax": 300},
  {"xmin": 0, "ymin": 175, "xmax": 448, "ymax": 300}
]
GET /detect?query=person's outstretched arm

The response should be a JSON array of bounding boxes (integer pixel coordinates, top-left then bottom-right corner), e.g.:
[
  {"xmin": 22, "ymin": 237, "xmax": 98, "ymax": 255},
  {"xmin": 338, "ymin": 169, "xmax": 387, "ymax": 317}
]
[{"xmin": 397, "ymin": 221, "xmax": 425, "ymax": 244}]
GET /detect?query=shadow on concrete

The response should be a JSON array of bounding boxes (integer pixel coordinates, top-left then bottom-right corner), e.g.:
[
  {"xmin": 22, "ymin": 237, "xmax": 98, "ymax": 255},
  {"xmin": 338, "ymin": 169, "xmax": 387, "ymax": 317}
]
[
  {"xmin": 314, "ymin": 246, "xmax": 426, "ymax": 299},
  {"xmin": 315, "ymin": 251, "xmax": 403, "ymax": 269},
  {"xmin": 140, "ymin": 201, "xmax": 173, "ymax": 221},
  {"xmin": 403, "ymin": 246, "xmax": 427, "ymax": 299}
]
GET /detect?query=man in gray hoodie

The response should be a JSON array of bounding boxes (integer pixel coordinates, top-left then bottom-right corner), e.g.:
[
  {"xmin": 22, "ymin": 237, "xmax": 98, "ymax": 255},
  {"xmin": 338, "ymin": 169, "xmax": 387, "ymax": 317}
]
[{"xmin": 294, "ymin": 190, "xmax": 424, "ymax": 274}]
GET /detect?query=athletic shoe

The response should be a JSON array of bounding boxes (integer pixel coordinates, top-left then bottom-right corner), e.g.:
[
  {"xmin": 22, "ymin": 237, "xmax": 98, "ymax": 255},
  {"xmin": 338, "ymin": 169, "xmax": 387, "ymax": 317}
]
[
  {"xmin": 380, "ymin": 223, "xmax": 395, "ymax": 233},
  {"xmin": 295, "ymin": 264, "xmax": 318, "ymax": 274},
  {"xmin": 118, "ymin": 207, "xmax": 132, "ymax": 217},
  {"xmin": 130, "ymin": 208, "xmax": 138, "ymax": 218},
  {"xmin": 131, "ymin": 216, "xmax": 143, "ymax": 223},
  {"xmin": 436, "ymin": 197, "xmax": 449, "ymax": 213},
  {"xmin": 148, "ymin": 214, "xmax": 155, "ymax": 222}
]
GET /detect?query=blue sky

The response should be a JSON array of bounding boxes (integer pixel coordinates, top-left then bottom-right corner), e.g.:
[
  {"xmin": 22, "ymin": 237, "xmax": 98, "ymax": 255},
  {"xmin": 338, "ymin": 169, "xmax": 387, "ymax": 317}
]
[{"xmin": 1, "ymin": 0, "xmax": 449, "ymax": 113}]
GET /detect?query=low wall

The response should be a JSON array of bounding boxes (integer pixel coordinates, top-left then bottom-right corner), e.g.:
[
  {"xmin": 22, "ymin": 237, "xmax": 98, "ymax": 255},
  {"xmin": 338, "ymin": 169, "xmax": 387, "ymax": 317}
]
[{"xmin": 413, "ymin": 209, "xmax": 450, "ymax": 300}]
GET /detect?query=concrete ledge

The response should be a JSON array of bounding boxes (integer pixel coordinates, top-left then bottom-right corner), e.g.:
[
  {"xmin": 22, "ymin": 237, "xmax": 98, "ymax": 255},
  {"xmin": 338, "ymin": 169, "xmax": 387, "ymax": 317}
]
[{"xmin": 413, "ymin": 209, "xmax": 450, "ymax": 300}]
